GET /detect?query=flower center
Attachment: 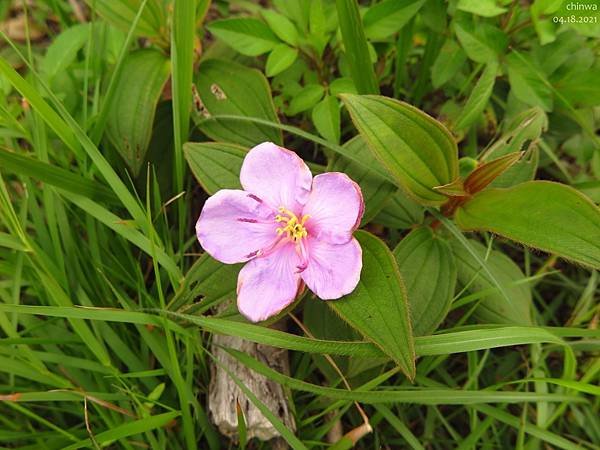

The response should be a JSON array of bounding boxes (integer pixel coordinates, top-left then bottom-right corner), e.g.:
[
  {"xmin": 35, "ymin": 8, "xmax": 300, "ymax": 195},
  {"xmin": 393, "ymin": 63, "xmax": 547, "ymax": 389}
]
[{"xmin": 275, "ymin": 207, "xmax": 310, "ymax": 242}]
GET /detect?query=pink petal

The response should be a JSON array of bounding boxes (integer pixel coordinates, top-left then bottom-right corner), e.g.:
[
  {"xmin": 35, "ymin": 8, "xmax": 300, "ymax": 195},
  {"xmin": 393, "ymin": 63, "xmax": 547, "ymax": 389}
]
[
  {"xmin": 196, "ymin": 189, "xmax": 278, "ymax": 264},
  {"xmin": 240, "ymin": 142, "xmax": 312, "ymax": 213},
  {"xmin": 301, "ymin": 237, "xmax": 362, "ymax": 299},
  {"xmin": 237, "ymin": 244, "xmax": 303, "ymax": 322},
  {"xmin": 302, "ymin": 173, "xmax": 364, "ymax": 244}
]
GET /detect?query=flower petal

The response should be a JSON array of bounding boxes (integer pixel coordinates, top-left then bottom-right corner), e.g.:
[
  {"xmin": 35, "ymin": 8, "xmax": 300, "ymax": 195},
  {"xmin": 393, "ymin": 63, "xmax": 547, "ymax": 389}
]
[
  {"xmin": 196, "ymin": 189, "xmax": 277, "ymax": 264},
  {"xmin": 237, "ymin": 244, "xmax": 303, "ymax": 322},
  {"xmin": 240, "ymin": 142, "xmax": 312, "ymax": 213},
  {"xmin": 302, "ymin": 172, "xmax": 364, "ymax": 244},
  {"xmin": 301, "ymin": 237, "xmax": 362, "ymax": 299}
]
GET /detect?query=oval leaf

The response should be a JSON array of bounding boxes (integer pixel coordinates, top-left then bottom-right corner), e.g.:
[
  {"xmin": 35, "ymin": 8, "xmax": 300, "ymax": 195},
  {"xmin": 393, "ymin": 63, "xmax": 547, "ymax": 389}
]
[
  {"xmin": 207, "ymin": 18, "xmax": 280, "ymax": 56},
  {"xmin": 184, "ymin": 142, "xmax": 245, "ymax": 194},
  {"xmin": 312, "ymin": 95, "xmax": 341, "ymax": 144},
  {"xmin": 374, "ymin": 190, "xmax": 425, "ymax": 230},
  {"xmin": 88, "ymin": 0, "xmax": 166, "ymax": 38},
  {"xmin": 266, "ymin": 44, "xmax": 299, "ymax": 77},
  {"xmin": 393, "ymin": 227, "xmax": 457, "ymax": 335},
  {"xmin": 106, "ymin": 49, "xmax": 170, "ymax": 176},
  {"xmin": 451, "ymin": 239, "xmax": 532, "ymax": 325},
  {"xmin": 329, "ymin": 230, "xmax": 416, "ymax": 379},
  {"xmin": 194, "ymin": 59, "xmax": 282, "ymax": 146},
  {"xmin": 341, "ymin": 94, "xmax": 458, "ymax": 205},
  {"xmin": 455, "ymin": 181, "xmax": 600, "ymax": 270},
  {"xmin": 185, "ymin": 141, "xmax": 325, "ymax": 195}
]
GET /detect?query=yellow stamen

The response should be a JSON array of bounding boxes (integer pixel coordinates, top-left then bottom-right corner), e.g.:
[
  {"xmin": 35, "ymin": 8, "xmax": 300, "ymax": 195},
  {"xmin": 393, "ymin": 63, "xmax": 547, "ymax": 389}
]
[{"xmin": 275, "ymin": 207, "xmax": 310, "ymax": 242}]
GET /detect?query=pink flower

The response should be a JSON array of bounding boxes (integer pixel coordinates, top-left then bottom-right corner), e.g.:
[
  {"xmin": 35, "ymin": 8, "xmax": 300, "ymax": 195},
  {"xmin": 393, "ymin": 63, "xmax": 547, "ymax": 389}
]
[{"xmin": 196, "ymin": 142, "xmax": 364, "ymax": 322}]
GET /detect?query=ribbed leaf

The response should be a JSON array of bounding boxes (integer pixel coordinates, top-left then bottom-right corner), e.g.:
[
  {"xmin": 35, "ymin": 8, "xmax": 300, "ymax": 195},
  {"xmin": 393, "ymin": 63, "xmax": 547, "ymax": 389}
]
[
  {"xmin": 451, "ymin": 239, "xmax": 532, "ymax": 325},
  {"xmin": 454, "ymin": 61, "xmax": 498, "ymax": 131},
  {"xmin": 341, "ymin": 94, "xmax": 458, "ymax": 205},
  {"xmin": 184, "ymin": 142, "xmax": 245, "ymax": 194},
  {"xmin": 455, "ymin": 181, "xmax": 600, "ymax": 269},
  {"xmin": 194, "ymin": 59, "xmax": 282, "ymax": 146},
  {"xmin": 106, "ymin": 49, "xmax": 170, "ymax": 176},
  {"xmin": 393, "ymin": 227, "xmax": 456, "ymax": 335},
  {"xmin": 207, "ymin": 18, "xmax": 280, "ymax": 56},
  {"xmin": 329, "ymin": 231, "xmax": 416, "ymax": 379}
]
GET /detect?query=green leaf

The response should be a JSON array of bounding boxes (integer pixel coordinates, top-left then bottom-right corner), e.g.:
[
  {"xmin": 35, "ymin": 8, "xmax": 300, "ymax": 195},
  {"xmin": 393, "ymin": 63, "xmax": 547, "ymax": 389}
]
[
  {"xmin": 329, "ymin": 77, "xmax": 358, "ymax": 96},
  {"xmin": 261, "ymin": 9, "xmax": 299, "ymax": 46},
  {"xmin": 86, "ymin": 0, "xmax": 167, "ymax": 38},
  {"xmin": 431, "ymin": 39, "xmax": 467, "ymax": 88},
  {"xmin": 454, "ymin": 20, "xmax": 507, "ymax": 63},
  {"xmin": 374, "ymin": 190, "xmax": 425, "ymax": 229},
  {"xmin": 332, "ymin": 136, "xmax": 396, "ymax": 224},
  {"xmin": 506, "ymin": 52, "xmax": 553, "ymax": 112},
  {"xmin": 454, "ymin": 61, "xmax": 498, "ymax": 131},
  {"xmin": 288, "ymin": 83, "xmax": 325, "ymax": 115},
  {"xmin": 393, "ymin": 227, "xmax": 456, "ymax": 335},
  {"xmin": 554, "ymin": 69, "xmax": 600, "ymax": 107},
  {"xmin": 329, "ymin": 231, "xmax": 416, "ymax": 379},
  {"xmin": 480, "ymin": 107, "xmax": 547, "ymax": 188},
  {"xmin": 451, "ymin": 239, "xmax": 533, "ymax": 325},
  {"xmin": 184, "ymin": 142, "xmax": 245, "ymax": 194},
  {"xmin": 40, "ymin": 24, "xmax": 90, "ymax": 81},
  {"xmin": 363, "ymin": 0, "xmax": 425, "ymax": 40},
  {"xmin": 194, "ymin": 59, "xmax": 282, "ymax": 146},
  {"xmin": 311, "ymin": 95, "xmax": 340, "ymax": 143},
  {"xmin": 455, "ymin": 181, "xmax": 600, "ymax": 270},
  {"xmin": 266, "ymin": 44, "xmax": 299, "ymax": 77},
  {"xmin": 340, "ymin": 94, "xmax": 458, "ymax": 205},
  {"xmin": 207, "ymin": 18, "xmax": 281, "ymax": 56},
  {"xmin": 456, "ymin": 0, "xmax": 506, "ymax": 17},
  {"xmin": 335, "ymin": 0, "xmax": 379, "ymax": 94},
  {"xmin": 106, "ymin": 49, "xmax": 170, "ymax": 176}
]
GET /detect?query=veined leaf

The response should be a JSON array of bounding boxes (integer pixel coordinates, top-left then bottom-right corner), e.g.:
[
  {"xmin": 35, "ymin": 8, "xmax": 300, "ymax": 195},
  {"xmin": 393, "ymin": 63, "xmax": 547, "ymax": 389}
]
[
  {"xmin": 451, "ymin": 239, "xmax": 532, "ymax": 325},
  {"xmin": 184, "ymin": 141, "xmax": 324, "ymax": 195},
  {"xmin": 374, "ymin": 190, "xmax": 425, "ymax": 229},
  {"xmin": 86, "ymin": 0, "xmax": 167, "ymax": 38},
  {"xmin": 393, "ymin": 227, "xmax": 456, "ymax": 335},
  {"xmin": 481, "ymin": 107, "xmax": 547, "ymax": 188},
  {"xmin": 431, "ymin": 39, "xmax": 467, "ymax": 88},
  {"xmin": 261, "ymin": 9, "xmax": 299, "ymax": 46},
  {"xmin": 312, "ymin": 95, "xmax": 341, "ymax": 144},
  {"xmin": 194, "ymin": 59, "xmax": 282, "ymax": 146},
  {"xmin": 341, "ymin": 94, "xmax": 458, "ymax": 205},
  {"xmin": 363, "ymin": 0, "xmax": 425, "ymax": 40},
  {"xmin": 207, "ymin": 18, "xmax": 280, "ymax": 56},
  {"xmin": 454, "ymin": 20, "xmax": 507, "ymax": 63},
  {"xmin": 329, "ymin": 231, "xmax": 416, "ymax": 379},
  {"xmin": 266, "ymin": 44, "xmax": 298, "ymax": 77},
  {"xmin": 332, "ymin": 136, "xmax": 396, "ymax": 224},
  {"xmin": 288, "ymin": 84, "xmax": 325, "ymax": 115},
  {"xmin": 106, "ymin": 49, "xmax": 170, "ymax": 176},
  {"xmin": 456, "ymin": 0, "xmax": 506, "ymax": 17},
  {"xmin": 506, "ymin": 52, "xmax": 553, "ymax": 112},
  {"xmin": 184, "ymin": 142, "xmax": 245, "ymax": 194},
  {"xmin": 454, "ymin": 61, "xmax": 498, "ymax": 131},
  {"xmin": 455, "ymin": 181, "xmax": 600, "ymax": 270},
  {"xmin": 40, "ymin": 23, "xmax": 90, "ymax": 81}
]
